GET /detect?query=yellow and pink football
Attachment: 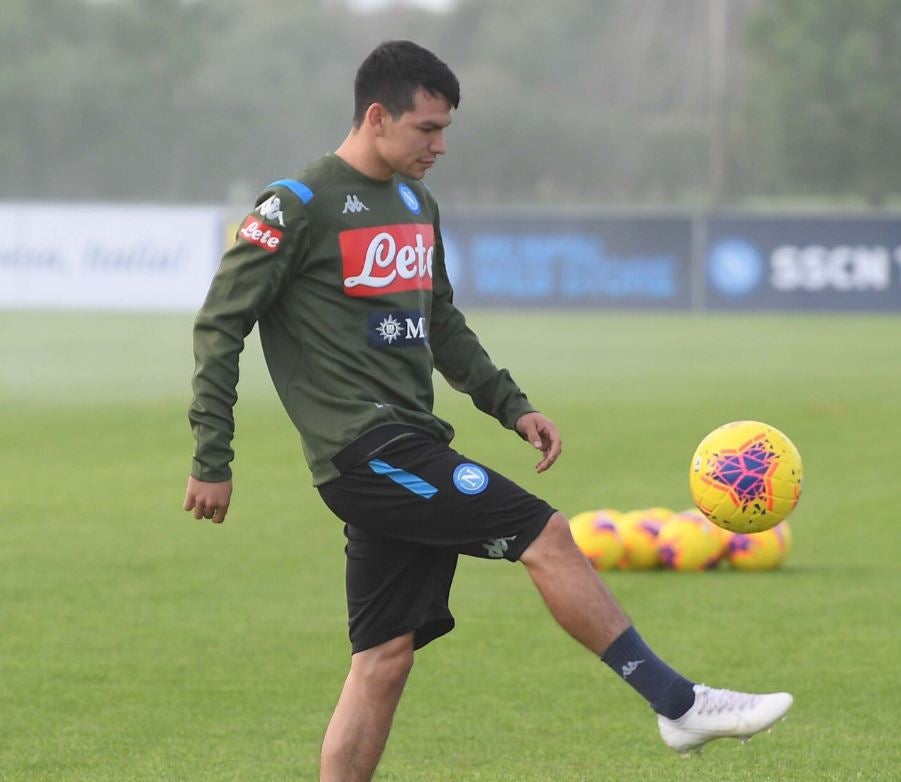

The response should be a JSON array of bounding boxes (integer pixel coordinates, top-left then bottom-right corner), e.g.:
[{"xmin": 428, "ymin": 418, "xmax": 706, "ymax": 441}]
[
  {"xmin": 569, "ymin": 509, "xmax": 624, "ymax": 571},
  {"xmin": 618, "ymin": 508, "xmax": 671, "ymax": 570},
  {"xmin": 728, "ymin": 521, "xmax": 792, "ymax": 570},
  {"xmin": 657, "ymin": 511, "xmax": 724, "ymax": 571},
  {"xmin": 690, "ymin": 421, "xmax": 803, "ymax": 533}
]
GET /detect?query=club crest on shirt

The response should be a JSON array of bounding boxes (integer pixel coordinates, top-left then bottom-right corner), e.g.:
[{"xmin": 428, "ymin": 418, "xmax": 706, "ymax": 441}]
[{"xmin": 397, "ymin": 183, "xmax": 421, "ymax": 215}]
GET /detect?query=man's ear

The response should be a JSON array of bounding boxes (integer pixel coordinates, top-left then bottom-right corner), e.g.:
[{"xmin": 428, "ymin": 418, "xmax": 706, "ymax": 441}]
[{"xmin": 365, "ymin": 103, "xmax": 388, "ymax": 137}]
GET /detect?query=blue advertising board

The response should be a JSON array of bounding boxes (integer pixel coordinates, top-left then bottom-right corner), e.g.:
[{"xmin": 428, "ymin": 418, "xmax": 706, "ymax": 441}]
[
  {"xmin": 705, "ymin": 215, "xmax": 901, "ymax": 311},
  {"xmin": 440, "ymin": 213, "xmax": 693, "ymax": 309}
]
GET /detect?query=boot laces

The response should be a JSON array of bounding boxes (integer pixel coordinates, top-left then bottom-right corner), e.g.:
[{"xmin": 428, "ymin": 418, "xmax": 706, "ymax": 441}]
[{"xmin": 694, "ymin": 686, "xmax": 760, "ymax": 716}]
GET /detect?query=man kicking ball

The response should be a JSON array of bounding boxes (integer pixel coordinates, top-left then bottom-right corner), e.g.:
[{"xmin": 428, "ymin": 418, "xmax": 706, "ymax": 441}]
[{"xmin": 184, "ymin": 39, "xmax": 792, "ymax": 781}]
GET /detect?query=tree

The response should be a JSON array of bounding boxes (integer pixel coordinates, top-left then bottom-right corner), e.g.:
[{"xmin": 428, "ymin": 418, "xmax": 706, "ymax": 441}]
[{"xmin": 743, "ymin": 0, "xmax": 901, "ymax": 205}]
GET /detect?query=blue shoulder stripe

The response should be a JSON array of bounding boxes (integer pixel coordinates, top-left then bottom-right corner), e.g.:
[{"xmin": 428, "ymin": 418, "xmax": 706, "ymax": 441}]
[{"xmin": 267, "ymin": 178, "xmax": 314, "ymax": 204}]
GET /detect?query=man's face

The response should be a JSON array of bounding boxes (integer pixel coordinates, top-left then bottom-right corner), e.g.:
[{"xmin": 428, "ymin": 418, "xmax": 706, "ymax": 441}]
[{"xmin": 375, "ymin": 88, "xmax": 452, "ymax": 180}]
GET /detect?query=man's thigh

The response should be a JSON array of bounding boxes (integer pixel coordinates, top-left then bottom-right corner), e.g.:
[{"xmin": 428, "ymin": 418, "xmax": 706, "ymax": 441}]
[
  {"xmin": 342, "ymin": 523, "xmax": 457, "ymax": 653},
  {"xmin": 319, "ymin": 434, "xmax": 556, "ymax": 562}
]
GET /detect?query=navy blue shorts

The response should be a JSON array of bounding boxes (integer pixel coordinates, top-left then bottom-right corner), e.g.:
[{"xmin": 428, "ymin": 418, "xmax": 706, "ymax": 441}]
[{"xmin": 317, "ymin": 431, "xmax": 556, "ymax": 653}]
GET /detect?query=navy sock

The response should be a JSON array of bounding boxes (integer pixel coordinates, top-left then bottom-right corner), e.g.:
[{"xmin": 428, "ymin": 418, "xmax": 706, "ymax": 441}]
[{"xmin": 601, "ymin": 626, "xmax": 696, "ymax": 719}]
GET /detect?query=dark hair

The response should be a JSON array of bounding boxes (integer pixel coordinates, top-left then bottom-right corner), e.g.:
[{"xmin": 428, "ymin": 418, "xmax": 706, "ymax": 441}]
[{"xmin": 353, "ymin": 40, "xmax": 460, "ymax": 127}]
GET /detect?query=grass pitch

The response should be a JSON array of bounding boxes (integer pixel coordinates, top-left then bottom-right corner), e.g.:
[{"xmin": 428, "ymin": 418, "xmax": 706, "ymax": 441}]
[{"xmin": 1, "ymin": 310, "xmax": 899, "ymax": 781}]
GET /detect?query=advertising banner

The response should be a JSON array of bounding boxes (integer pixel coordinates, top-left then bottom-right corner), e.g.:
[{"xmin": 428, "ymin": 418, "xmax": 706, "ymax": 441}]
[
  {"xmin": 0, "ymin": 203, "xmax": 222, "ymax": 311},
  {"xmin": 705, "ymin": 215, "xmax": 901, "ymax": 311},
  {"xmin": 440, "ymin": 212, "xmax": 694, "ymax": 309},
  {"xmin": 5, "ymin": 204, "xmax": 901, "ymax": 314}
]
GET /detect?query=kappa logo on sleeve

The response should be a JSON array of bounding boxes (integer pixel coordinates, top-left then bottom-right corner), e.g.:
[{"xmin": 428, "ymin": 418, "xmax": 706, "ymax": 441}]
[
  {"xmin": 340, "ymin": 224, "xmax": 435, "ymax": 296},
  {"xmin": 238, "ymin": 215, "xmax": 284, "ymax": 252},
  {"xmin": 256, "ymin": 195, "xmax": 286, "ymax": 227}
]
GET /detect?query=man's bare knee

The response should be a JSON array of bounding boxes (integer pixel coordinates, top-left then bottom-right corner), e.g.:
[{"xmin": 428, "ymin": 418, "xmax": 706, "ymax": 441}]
[
  {"xmin": 349, "ymin": 634, "xmax": 415, "ymax": 696},
  {"xmin": 520, "ymin": 511, "xmax": 577, "ymax": 568}
]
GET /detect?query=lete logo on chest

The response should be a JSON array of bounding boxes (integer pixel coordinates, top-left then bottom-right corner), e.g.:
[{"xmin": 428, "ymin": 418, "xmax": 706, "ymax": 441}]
[{"xmin": 340, "ymin": 224, "xmax": 435, "ymax": 296}]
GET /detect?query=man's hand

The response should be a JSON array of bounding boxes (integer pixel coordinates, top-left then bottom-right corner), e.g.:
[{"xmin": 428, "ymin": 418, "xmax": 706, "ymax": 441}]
[
  {"xmin": 515, "ymin": 411, "xmax": 563, "ymax": 473},
  {"xmin": 183, "ymin": 476, "xmax": 233, "ymax": 524}
]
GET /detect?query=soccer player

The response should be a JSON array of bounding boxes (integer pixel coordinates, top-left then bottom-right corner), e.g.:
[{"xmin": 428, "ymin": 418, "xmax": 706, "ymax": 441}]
[{"xmin": 184, "ymin": 40, "xmax": 792, "ymax": 781}]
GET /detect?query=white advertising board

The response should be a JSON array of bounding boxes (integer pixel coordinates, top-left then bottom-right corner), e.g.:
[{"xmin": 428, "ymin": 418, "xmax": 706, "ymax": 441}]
[{"xmin": 0, "ymin": 203, "xmax": 222, "ymax": 311}]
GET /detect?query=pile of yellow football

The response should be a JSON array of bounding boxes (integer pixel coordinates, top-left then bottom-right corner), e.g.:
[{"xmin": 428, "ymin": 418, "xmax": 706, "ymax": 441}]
[{"xmin": 569, "ymin": 507, "xmax": 792, "ymax": 571}]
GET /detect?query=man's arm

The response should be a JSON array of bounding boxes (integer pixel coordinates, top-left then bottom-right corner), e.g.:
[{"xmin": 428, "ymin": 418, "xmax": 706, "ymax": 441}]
[
  {"xmin": 185, "ymin": 187, "xmax": 309, "ymax": 522},
  {"xmin": 428, "ymin": 215, "xmax": 562, "ymax": 471}
]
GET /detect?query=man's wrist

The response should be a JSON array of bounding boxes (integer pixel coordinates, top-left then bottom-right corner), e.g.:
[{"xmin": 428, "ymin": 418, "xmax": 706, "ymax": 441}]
[
  {"xmin": 191, "ymin": 460, "xmax": 232, "ymax": 483},
  {"xmin": 509, "ymin": 405, "xmax": 538, "ymax": 432}
]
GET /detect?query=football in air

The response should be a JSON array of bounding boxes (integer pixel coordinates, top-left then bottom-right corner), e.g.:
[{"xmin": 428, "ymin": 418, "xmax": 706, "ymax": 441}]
[{"xmin": 689, "ymin": 421, "xmax": 802, "ymax": 533}]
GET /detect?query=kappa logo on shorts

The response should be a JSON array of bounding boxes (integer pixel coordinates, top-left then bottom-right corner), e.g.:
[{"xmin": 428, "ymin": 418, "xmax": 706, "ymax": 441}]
[
  {"xmin": 452, "ymin": 463, "xmax": 489, "ymax": 495},
  {"xmin": 483, "ymin": 536, "xmax": 517, "ymax": 559}
]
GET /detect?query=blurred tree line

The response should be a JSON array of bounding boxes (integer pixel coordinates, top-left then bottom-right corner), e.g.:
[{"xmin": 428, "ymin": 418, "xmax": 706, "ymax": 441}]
[{"xmin": 3, "ymin": 0, "xmax": 900, "ymax": 207}]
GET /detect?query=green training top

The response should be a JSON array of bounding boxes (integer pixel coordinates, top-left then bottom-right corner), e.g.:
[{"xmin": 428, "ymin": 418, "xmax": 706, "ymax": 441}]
[{"xmin": 189, "ymin": 153, "xmax": 534, "ymax": 485}]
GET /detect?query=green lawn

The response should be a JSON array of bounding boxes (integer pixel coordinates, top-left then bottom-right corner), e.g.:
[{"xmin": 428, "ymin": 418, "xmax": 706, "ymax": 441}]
[{"xmin": 1, "ymin": 310, "xmax": 899, "ymax": 781}]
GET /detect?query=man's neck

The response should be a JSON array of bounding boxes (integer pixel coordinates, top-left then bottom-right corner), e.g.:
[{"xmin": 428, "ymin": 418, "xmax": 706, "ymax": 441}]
[{"xmin": 334, "ymin": 131, "xmax": 393, "ymax": 181}]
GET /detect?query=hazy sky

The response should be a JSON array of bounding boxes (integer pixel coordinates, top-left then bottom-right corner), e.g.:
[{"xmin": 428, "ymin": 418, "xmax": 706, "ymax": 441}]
[{"xmin": 347, "ymin": 0, "xmax": 456, "ymax": 11}]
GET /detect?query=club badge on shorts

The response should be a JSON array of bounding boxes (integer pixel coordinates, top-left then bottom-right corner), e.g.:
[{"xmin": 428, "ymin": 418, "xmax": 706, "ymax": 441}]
[{"xmin": 453, "ymin": 463, "xmax": 489, "ymax": 495}]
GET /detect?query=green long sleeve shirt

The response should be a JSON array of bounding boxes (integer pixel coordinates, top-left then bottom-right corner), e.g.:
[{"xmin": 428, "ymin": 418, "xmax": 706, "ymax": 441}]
[{"xmin": 189, "ymin": 153, "xmax": 534, "ymax": 485}]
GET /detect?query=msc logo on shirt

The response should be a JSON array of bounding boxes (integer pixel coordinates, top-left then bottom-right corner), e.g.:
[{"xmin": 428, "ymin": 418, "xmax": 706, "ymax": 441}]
[{"xmin": 367, "ymin": 310, "xmax": 428, "ymax": 348}]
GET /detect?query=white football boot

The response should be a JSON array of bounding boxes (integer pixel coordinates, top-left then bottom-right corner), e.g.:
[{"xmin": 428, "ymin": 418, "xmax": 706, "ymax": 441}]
[{"xmin": 657, "ymin": 684, "xmax": 793, "ymax": 755}]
